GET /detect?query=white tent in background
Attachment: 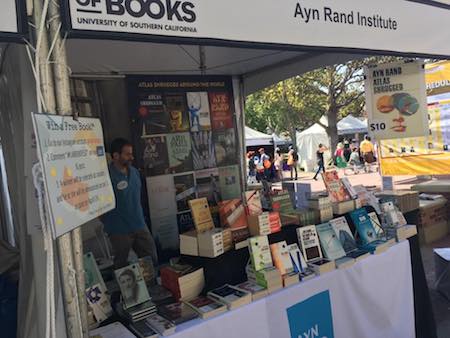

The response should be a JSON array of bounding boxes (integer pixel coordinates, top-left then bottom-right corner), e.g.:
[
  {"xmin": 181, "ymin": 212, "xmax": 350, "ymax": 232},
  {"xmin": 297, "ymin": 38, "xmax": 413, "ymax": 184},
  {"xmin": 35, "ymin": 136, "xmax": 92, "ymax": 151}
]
[
  {"xmin": 296, "ymin": 115, "xmax": 368, "ymax": 170},
  {"xmin": 245, "ymin": 126, "xmax": 273, "ymax": 147}
]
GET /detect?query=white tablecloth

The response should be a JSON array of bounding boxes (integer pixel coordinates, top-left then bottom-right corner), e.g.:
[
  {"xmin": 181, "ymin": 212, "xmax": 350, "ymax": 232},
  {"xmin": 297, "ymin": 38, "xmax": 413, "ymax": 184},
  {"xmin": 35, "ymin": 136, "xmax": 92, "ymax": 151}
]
[{"xmin": 171, "ymin": 241, "xmax": 415, "ymax": 338}]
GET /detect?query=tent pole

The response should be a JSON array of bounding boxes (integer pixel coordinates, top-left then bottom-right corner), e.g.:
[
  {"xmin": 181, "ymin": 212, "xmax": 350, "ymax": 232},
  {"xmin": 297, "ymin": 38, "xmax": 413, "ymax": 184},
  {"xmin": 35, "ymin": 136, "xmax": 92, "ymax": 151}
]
[{"xmin": 46, "ymin": 1, "xmax": 89, "ymax": 336}]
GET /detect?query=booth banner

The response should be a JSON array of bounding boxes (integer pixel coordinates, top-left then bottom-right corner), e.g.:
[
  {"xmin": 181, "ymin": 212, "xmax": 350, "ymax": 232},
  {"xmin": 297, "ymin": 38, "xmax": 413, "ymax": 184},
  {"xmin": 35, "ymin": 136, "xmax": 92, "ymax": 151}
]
[
  {"xmin": 62, "ymin": 0, "xmax": 450, "ymax": 57},
  {"xmin": 170, "ymin": 241, "xmax": 414, "ymax": 338},
  {"xmin": 128, "ymin": 75, "xmax": 241, "ymax": 251},
  {"xmin": 380, "ymin": 61, "xmax": 450, "ymax": 175},
  {"xmin": 0, "ymin": 0, "xmax": 26, "ymax": 41},
  {"xmin": 365, "ymin": 61, "xmax": 428, "ymax": 140},
  {"xmin": 32, "ymin": 113, "xmax": 115, "ymax": 238}
]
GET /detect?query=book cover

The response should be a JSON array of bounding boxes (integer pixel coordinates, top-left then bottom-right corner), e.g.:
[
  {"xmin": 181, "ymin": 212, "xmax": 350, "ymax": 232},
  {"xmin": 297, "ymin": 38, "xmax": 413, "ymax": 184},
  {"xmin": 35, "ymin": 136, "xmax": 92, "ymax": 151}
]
[
  {"xmin": 138, "ymin": 93, "xmax": 169, "ymax": 135},
  {"xmin": 115, "ymin": 264, "xmax": 151, "ymax": 309},
  {"xmin": 271, "ymin": 191, "xmax": 296, "ymax": 215},
  {"xmin": 138, "ymin": 256, "xmax": 155, "ymax": 286},
  {"xmin": 218, "ymin": 165, "xmax": 241, "ymax": 200},
  {"xmin": 177, "ymin": 211, "xmax": 195, "ymax": 233},
  {"xmin": 157, "ymin": 302, "xmax": 198, "ymax": 325},
  {"xmin": 83, "ymin": 252, "xmax": 106, "ymax": 291},
  {"xmin": 287, "ymin": 243, "xmax": 308, "ymax": 273},
  {"xmin": 208, "ymin": 285, "xmax": 250, "ymax": 303},
  {"xmin": 268, "ymin": 212, "xmax": 282, "ymax": 233},
  {"xmin": 209, "ymin": 92, "xmax": 233, "ymax": 130},
  {"xmin": 329, "ymin": 217, "xmax": 358, "ymax": 253},
  {"xmin": 296, "ymin": 225, "xmax": 323, "ymax": 262},
  {"xmin": 129, "ymin": 320, "xmax": 158, "ymax": 338},
  {"xmin": 321, "ymin": 170, "xmax": 351, "ymax": 203},
  {"xmin": 245, "ymin": 190, "xmax": 263, "ymax": 216},
  {"xmin": 195, "ymin": 168, "xmax": 222, "ymax": 207},
  {"xmin": 85, "ymin": 283, "xmax": 113, "ymax": 323},
  {"xmin": 166, "ymin": 132, "xmax": 193, "ymax": 173},
  {"xmin": 368, "ymin": 211, "xmax": 385, "ymax": 237},
  {"xmin": 145, "ymin": 314, "xmax": 176, "ymax": 336},
  {"xmin": 248, "ymin": 235, "xmax": 273, "ymax": 271},
  {"xmin": 270, "ymin": 241, "xmax": 294, "ymax": 275},
  {"xmin": 186, "ymin": 296, "xmax": 227, "ymax": 318},
  {"xmin": 188, "ymin": 197, "xmax": 215, "ymax": 233},
  {"xmin": 350, "ymin": 208, "xmax": 378, "ymax": 245},
  {"xmin": 187, "ymin": 92, "xmax": 212, "ymax": 132},
  {"xmin": 191, "ymin": 131, "xmax": 216, "ymax": 170},
  {"xmin": 341, "ymin": 177, "xmax": 358, "ymax": 199},
  {"xmin": 213, "ymin": 129, "xmax": 237, "ymax": 166},
  {"xmin": 174, "ymin": 173, "xmax": 196, "ymax": 212},
  {"xmin": 165, "ymin": 93, "xmax": 189, "ymax": 133},
  {"xmin": 90, "ymin": 322, "xmax": 136, "ymax": 338},
  {"xmin": 315, "ymin": 222, "xmax": 347, "ymax": 260},
  {"xmin": 218, "ymin": 199, "xmax": 248, "ymax": 229},
  {"xmin": 142, "ymin": 136, "xmax": 170, "ymax": 177}
]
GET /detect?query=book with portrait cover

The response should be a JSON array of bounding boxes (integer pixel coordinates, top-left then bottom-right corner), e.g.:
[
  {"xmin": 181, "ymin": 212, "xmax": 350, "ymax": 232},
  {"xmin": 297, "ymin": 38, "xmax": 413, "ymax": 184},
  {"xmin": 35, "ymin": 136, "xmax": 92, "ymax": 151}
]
[
  {"xmin": 321, "ymin": 170, "xmax": 351, "ymax": 203},
  {"xmin": 138, "ymin": 93, "xmax": 169, "ymax": 135},
  {"xmin": 165, "ymin": 93, "xmax": 190, "ymax": 133},
  {"xmin": 174, "ymin": 173, "xmax": 196, "ymax": 212},
  {"xmin": 209, "ymin": 92, "xmax": 234, "ymax": 130},
  {"xmin": 166, "ymin": 132, "xmax": 193, "ymax": 173},
  {"xmin": 191, "ymin": 131, "xmax": 216, "ymax": 170},
  {"xmin": 114, "ymin": 263, "xmax": 151, "ymax": 309},
  {"xmin": 195, "ymin": 168, "xmax": 222, "ymax": 207},
  {"xmin": 186, "ymin": 92, "xmax": 212, "ymax": 132},
  {"xmin": 142, "ymin": 136, "xmax": 169, "ymax": 176},
  {"xmin": 213, "ymin": 129, "xmax": 237, "ymax": 167},
  {"xmin": 218, "ymin": 165, "xmax": 241, "ymax": 200}
]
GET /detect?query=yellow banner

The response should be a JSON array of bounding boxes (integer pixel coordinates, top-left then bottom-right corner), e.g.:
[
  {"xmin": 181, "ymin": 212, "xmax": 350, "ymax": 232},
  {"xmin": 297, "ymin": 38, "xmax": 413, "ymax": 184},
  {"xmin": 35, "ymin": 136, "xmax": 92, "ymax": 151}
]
[{"xmin": 380, "ymin": 61, "xmax": 450, "ymax": 176}]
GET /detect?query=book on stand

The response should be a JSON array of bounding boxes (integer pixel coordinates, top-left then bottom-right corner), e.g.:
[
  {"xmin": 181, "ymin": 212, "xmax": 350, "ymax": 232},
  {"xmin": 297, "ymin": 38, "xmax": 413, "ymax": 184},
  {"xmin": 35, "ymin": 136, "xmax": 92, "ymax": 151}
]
[
  {"xmin": 189, "ymin": 197, "xmax": 215, "ymax": 233},
  {"xmin": 114, "ymin": 263, "xmax": 151, "ymax": 310},
  {"xmin": 184, "ymin": 295, "xmax": 228, "ymax": 319},
  {"xmin": 269, "ymin": 241, "xmax": 294, "ymax": 275},
  {"xmin": 316, "ymin": 222, "xmax": 355, "ymax": 269},
  {"xmin": 329, "ymin": 217, "xmax": 370, "ymax": 262},
  {"xmin": 248, "ymin": 235, "xmax": 273, "ymax": 271}
]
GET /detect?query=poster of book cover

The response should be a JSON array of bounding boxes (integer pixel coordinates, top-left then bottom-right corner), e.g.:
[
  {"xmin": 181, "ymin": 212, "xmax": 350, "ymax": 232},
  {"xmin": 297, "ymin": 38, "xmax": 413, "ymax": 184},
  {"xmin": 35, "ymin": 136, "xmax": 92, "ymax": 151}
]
[
  {"xmin": 209, "ymin": 92, "xmax": 234, "ymax": 130},
  {"xmin": 195, "ymin": 168, "xmax": 222, "ymax": 207},
  {"xmin": 165, "ymin": 93, "xmax": 190, "ymax": 133},
  {"xmin": 146, "ymin": 176, "xmax": 179, "ymax": 250},
  {"xmin": 192, "ymin": 131, "xmax": 216, "ymax": 170},
  {"xmin": 142, "ymin": 136, "xmax": 169, "ymax": 176},
  {"xmin": 218, "ymin": 165, "xmax": 241, "ymax": 200},
  {"xmin": 138, "ymin": 93, "xmax": 169, "ymax": 135},
  {"xmin": 166, "ymin": 133, "xmax": 193, "ymax": 173},
  {"xmin": 177, "ymin": 211, "xmax": 195, "ymax": 233},
  {"xmin": 187, "ymin": 92, "xmax": 212, "ymax": 132},
  {"xmin": 213, "ymin": 129, "xmax": 237, "ymax": 167},
  {"xmin": 174, "ymin": 173, "xmax": 196, "ymax": 212}
]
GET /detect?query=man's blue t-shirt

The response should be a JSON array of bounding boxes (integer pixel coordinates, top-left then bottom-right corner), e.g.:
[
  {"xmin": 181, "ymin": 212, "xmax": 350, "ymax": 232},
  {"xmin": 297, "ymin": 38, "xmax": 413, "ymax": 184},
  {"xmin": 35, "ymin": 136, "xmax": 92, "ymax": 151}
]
[{"xmin": 102, "ymin": 164, "xmax": 146, "ymax": 235}]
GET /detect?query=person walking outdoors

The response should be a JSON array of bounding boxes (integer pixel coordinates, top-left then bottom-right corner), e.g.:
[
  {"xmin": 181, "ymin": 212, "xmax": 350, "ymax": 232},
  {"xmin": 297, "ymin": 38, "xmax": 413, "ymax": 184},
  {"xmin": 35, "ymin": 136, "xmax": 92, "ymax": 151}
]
[
  {"xmin": 287, "ymin": 145, "xmax": 299, "ymax": 180},
  {"xmin": 274, "ymin": 148, "xmax": 283, "ymax": 181},
  {"xmin": 360, "ymin": 135, "xmax": 376, "ymax": 171},
  {"xmin": 334, "ymin": 142, "xmax": 347, "ymax": 169},
  {"xmin": 313, "ymin": 144, "xmax": 328, "ymax": 180}
]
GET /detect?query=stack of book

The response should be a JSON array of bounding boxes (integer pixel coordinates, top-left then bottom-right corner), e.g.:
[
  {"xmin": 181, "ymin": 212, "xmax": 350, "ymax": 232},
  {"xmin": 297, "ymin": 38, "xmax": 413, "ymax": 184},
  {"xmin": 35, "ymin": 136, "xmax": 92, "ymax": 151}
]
[
  {"xmin": 246, "ymin": 264, "xmax": 283, "ymax": 294},
  {"xmin": 117, "ymin": 301, "xmax": 157, "ymax": 323},
  {"xmin": 297, "ymin": 225, "xmax": 335, "ymax": 275},
  {"xmin": 296, "ymin": 208, "xmax": 319, "ymax": 226},
  {"xmin": 179, "ymin": 230, "xmax": 199, "ymax": 256},
  {"xmin": 157, "ymin": 302, "xmax": 199, "ymax": 325},
  {"xmin": 129, "ymin": 320, "xmax": 159, "ymax": 338},
  {"xmin": 231, "ymin": 227, "xmax": 250, "ymax": 250},
  {"xmin": 247, "ymin": 212, "xmax": 271, "ymax": 236},
  {"xmin": 222, "ymin": 228, "xmax": 233, "ymax": 252},
  {"xmin": 236, "ymin": 281, "xmax": 268, "ymax": 301},
  {"xmin": 207, "ymin": 284, "xmax": 252, "ymax": 310},
  {"xmin": 308, "ymin": 195, "xmax": 333, "ymax": 223},
  {"xmin": 160, "ymin": 265, "xmax": 205, "ymax": 301},
  {"xmin": 248, "ymin": 235, "xmax": 273, "ymax": 271},
  {"xmin": 145, "ymin": 314, "xmax": 176, "ymax": 336},
  {"xmin": 184, "ymin": 295, "xmax": 228, "ymax": 319},
  {"xmin": 287, "ymin": 243, "xmax": 315, "ymax": 281},
  {"xmin": 377, "ymin": 190, "xmax": 420, "ymax": 213},
  {"xmin": 197, "ymin": 228, "xmax": 224, "ymax": 258},
  {"xmin": 271, "ymin": 191, "xmax": 300, "ymax": 225},
  {"xmin": 270, "ymin": 241, "xmax": 299, "ymax": 287}
]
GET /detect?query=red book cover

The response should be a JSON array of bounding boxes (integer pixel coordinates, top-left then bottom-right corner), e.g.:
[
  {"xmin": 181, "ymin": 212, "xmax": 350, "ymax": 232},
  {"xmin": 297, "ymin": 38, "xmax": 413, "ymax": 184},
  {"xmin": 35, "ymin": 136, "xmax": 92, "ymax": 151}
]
[
  {"xmin": 321, "ymin": 170, "xmax": 351, "ymax": 203},
  {"xmin": 269, "ymin": 212, "xmax": 282, "ymax": 234},
  {"xmin": 209, "ymin": 92, "xmax": 233, "ymax": 130},
  {"xmin": 218, "ymin": 199, "xmax": 248, "ymax": 229},
  {"xmin": 160, "ymin": 267, "xmax": 181, "ymax": 300}
]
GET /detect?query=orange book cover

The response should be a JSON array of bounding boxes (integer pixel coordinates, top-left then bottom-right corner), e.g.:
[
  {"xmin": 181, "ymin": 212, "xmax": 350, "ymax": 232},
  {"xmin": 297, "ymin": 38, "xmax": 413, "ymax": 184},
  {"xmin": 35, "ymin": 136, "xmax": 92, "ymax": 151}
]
[{"xmin": 219, "ymin": 199, "xmax": 248, "ymax": 229}]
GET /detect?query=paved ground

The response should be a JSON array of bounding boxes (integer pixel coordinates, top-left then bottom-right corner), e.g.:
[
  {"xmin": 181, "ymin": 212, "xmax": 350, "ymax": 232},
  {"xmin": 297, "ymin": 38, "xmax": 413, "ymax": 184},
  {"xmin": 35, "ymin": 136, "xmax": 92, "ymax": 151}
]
[{"xmin": 278, "ymin": 169, "xmax": 450, "ymax": 336}]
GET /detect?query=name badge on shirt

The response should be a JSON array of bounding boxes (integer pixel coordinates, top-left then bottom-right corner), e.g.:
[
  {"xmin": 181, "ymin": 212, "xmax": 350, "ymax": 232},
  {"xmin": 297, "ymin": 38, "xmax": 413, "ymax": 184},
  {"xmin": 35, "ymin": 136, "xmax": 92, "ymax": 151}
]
[{"xmin": 117, "ymin": 180, "xmax": 128, "ymax": 190}]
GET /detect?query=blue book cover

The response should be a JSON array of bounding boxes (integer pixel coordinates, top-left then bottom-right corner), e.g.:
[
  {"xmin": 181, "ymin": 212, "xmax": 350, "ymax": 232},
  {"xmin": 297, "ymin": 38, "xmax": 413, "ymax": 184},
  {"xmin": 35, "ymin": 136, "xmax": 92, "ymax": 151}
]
[
  {"xmin": 315, "ymin": 222, "xmax": 346, "ymax": 260},
  {"xmin": 349, "ymin": 208, "xmax": 377, "ymax": 245}
]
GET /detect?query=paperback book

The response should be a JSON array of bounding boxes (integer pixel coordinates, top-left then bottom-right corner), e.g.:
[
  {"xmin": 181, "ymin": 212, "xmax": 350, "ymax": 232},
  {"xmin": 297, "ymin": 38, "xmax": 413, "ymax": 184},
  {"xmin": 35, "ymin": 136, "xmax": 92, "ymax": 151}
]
[
  {"xmin": 315, "ymin": 222, "xmax": 347, "ymax": 260},
  {"xmin": 213, "ymin": 129, "xmax": 237, "ymax": 166},
  {"xmin": 218, "ymin": 165, "xmax": 241, "ymax": 200},
  {"xmin": 207, "ymin": 284, "xmax": 252, "ymax": 310},
  {"xmin": 236, "ymin": 281, "xmax": 268, "ymax": 301},
  {"xmin": 189, "ymin": 197, "xmax": 215, "ymax": 233},
  {"xmin": 84, "ymin": 252, "xmax": 107, "ymax": 291},
  {"xmin": 195, "ymin": 168, "xmax": 222, "ymax": 206},
  {"xmin": 270, "ymin": 241, "xmax": 294, "ymax": 275},
  {"xmin": 165, "ymin": 93, "xmax": 190, "ymax": 132},
  {"xmin": 145, "ymin": 314, "xmax": 176, "ymax": 336},
  {"xmin": 191, "ymin": 131, "xmax": 216, "ymax": 170},
  {"xmin": 129, "ymin": 320, "xmax": 159, "ymax": 338},
  {"xmin": 138, "ymin": 256, "xmax": 155, "ymax": 286},
  {"xmin": 115, "ymin": 264, "xmax": 151, "ymax": 309},
  {"xmin": 218, "ymin": 199, "xmax": 248, "ymax": 229},
  {"xmin": 287, "ymin": 243, "xmax": 315, "ymax": 281},
  {"xmin": 329, "ymin": 217, "xmax": 370, "ymax": 261},
  {"xmin": 209, "ymin": 92, "xmax": 233, "ymax": 130},
  {"xmin": 184, "ymin": 296, "xmax": 227, "ymax": 319},
  {"xmin": 248, "ymin": 235, "xmax": 273, "ymax": 271},
  {"xmin": 157, "ymin": 302, "xmax": 199, "ymax": 325},
  {"xmin": 245, "ymin": 190, "xmax": 263, "ymax": 216},
  {"xmin": 186, "ymin": 92, "xmax": 212, "ymax": 132},
  {"xmin": 174, "ymin": 173, "xmax": 196, "ymax": 212},
  {"xmin": 177, "ymin": 211, "xmax": 195, "ymax": 234},
  {"xmin": 349, "ymin": 208, "xmax": 378, "ymax": 245},
  {"xmin": 85, "ymin": 283, "xmax": 113, "ymax": 323},
  {"xmin": 321, "ymin": 170, "xmax": 351, "ymax": 203},
  {"xmin": 296, "ymin": 225, "xmax": 323, "ymax": 262},
  {"xmin": 142, "ymin": 136, "xmax": 169, "ymax": 176}
]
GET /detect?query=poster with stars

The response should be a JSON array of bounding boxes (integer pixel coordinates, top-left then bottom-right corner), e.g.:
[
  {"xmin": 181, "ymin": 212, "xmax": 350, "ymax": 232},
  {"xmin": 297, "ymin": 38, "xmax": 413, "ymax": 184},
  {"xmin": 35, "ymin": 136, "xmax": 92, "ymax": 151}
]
[{"xmin": 32, "ymin": 113, "xmax": 115, "ymax": 239}]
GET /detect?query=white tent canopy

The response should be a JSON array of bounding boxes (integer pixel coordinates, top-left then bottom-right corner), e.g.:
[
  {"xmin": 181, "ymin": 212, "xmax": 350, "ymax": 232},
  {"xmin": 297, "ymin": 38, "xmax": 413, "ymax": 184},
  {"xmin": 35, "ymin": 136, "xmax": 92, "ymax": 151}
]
[
  {"xmin": 296, "ymin": 115, "xmax": 368, "ymax": 169},
  {"xmin": 245, "ymin": 126, "xmax": 273, "ymax": 147}
]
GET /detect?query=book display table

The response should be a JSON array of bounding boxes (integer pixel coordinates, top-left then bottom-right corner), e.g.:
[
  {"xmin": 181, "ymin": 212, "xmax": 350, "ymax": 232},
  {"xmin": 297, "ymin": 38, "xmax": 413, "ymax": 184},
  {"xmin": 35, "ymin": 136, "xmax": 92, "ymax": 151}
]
[{"xmin": 174, "ymin": 241, "xmax": 415, "ymax": 338}]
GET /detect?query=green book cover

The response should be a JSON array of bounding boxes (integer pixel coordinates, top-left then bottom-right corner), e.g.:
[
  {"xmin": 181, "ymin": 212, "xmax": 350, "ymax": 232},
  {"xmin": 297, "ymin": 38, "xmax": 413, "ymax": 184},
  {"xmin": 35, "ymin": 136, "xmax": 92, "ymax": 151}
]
[{"xmin": 167, "ymin": 132, "xmax": 193, "ymax": 173}]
